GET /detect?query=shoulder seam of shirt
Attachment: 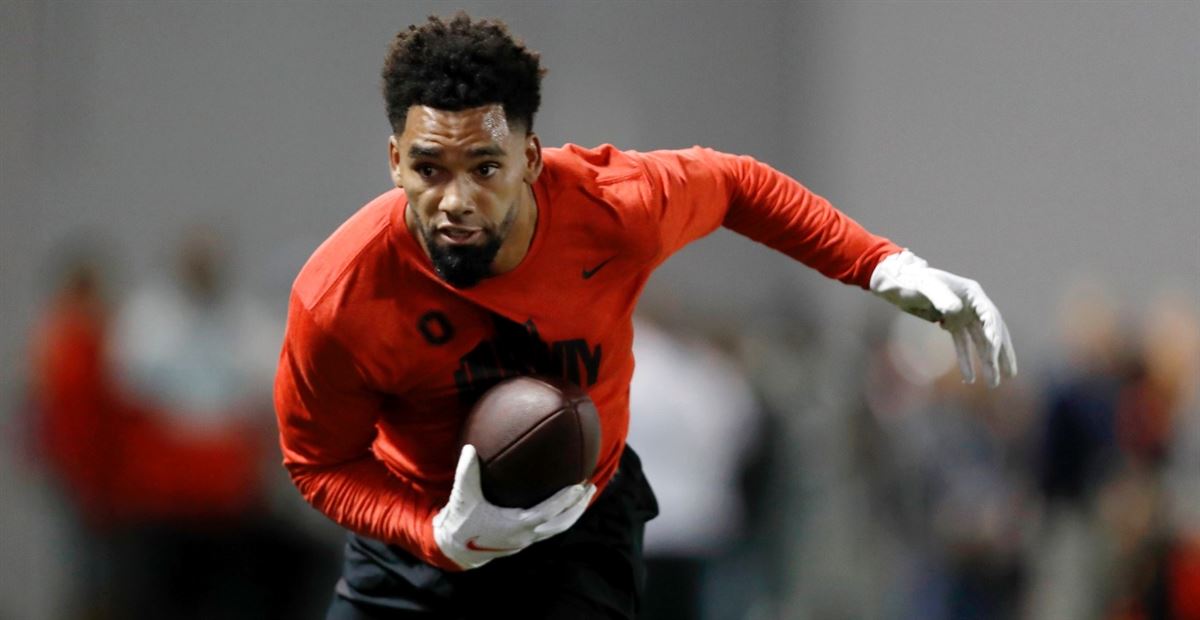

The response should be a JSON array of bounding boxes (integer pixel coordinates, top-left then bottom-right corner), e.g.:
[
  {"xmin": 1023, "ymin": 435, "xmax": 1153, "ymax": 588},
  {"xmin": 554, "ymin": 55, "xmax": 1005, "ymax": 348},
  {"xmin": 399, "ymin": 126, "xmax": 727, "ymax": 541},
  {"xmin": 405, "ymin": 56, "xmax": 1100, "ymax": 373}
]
[
  {"xmin": 594, "ymin": 168, "xmax": 644, "ymax": 186},
  {"xmin": 306, "ymin": 220, "xmax": 393, "ymax": 312}
]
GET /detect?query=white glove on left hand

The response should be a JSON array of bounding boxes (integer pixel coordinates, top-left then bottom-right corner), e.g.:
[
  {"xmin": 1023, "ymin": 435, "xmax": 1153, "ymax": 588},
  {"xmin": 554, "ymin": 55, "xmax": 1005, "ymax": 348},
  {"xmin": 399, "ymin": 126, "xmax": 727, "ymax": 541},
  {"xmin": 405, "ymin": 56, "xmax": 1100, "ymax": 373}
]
[{"xmin": 870, "ymin": 250, "xmax": 1018, "ymax": 387}]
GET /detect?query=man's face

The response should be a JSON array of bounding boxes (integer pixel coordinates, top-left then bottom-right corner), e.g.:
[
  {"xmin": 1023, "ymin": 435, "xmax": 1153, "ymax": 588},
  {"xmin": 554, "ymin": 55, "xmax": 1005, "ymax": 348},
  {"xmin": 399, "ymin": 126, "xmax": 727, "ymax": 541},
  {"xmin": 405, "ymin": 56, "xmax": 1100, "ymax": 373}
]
[{"xmin": 390, "ymin": 104, "xmax": 541, "ymax": 288}]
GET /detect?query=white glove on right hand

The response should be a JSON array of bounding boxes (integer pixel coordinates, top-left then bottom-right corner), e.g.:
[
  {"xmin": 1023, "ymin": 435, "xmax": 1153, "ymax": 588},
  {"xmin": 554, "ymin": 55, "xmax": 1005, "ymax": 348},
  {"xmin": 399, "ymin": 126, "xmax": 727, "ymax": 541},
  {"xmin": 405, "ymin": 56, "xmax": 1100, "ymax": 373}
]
[{"xmin": 432, "ymin": 444, "xmax": 596, "ymax": 570}]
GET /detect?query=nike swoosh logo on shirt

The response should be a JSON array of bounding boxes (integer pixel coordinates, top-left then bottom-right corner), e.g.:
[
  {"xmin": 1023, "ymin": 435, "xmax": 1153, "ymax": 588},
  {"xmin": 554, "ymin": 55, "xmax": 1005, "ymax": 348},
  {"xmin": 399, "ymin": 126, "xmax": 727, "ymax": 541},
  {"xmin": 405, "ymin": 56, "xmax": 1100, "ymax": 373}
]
[
  {"xmin": 582, "ymin": 256, "xmax": 616, "ymax": 279},
  {"xmin": 465, "ymin": 538, "xmax": 520, "ymax": 553}
]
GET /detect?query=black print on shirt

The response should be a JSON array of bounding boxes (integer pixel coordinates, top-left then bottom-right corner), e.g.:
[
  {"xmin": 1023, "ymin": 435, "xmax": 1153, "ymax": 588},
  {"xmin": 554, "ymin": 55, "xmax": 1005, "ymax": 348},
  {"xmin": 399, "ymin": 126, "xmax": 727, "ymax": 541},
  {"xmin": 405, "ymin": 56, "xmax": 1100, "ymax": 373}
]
[
  {"xmin": 418, "ymin": 311, "xmax": 455, "ymax": 345},
  {"xmin": 453, "ymin": 314, "xmax": 602, "ymax": 405}
]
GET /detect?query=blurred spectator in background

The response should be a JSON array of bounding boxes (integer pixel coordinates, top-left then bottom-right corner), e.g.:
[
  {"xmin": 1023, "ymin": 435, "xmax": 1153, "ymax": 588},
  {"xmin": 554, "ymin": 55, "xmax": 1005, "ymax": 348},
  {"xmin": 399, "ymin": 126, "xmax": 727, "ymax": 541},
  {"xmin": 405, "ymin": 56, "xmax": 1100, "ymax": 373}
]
[
  {"xmin": 30, "ymin": 246, "xmax": 121, "ymax": 530},
  {"xmin": 27, "ymin": 227, "xmax": 333, "ymax": 619},
  {"xmin": 1029, "ymin": 282, "xmax": 1200, "ymax": 620},
  {"xmin": 97, "ymin": 226, "xmax": 274, "ymax": 618},
  {"xmin": 1157, "ymin": 289, "xmax": 1200, "ymax": 620},
  {"xmin": 861, "ymin": 314, "xmax": 1035, "ymax": 620},
  {"xmin": 98, "ymin": 225, "xmax": 321, "ymax": 619},
  {"xmin": 1038, "ymin": 281, "xmax": 1127, "ymax": 510},
  {"xmin": 28, "ymin": 244, "xmax": 125, "ymax": 619},
  {"xmin": 1026, "ymin": 280, "xmax": 1130, "ymax": 620},
  {"xmin": 1103, "ymin": 290, "xmax": 1200, "ymax": 620},
  {"xmin": 627, "ymin": 315, "xmax": 766, "ymax": 620},
  {"xmin": 108, "ymin": 227, "xmax": 278, "ymax": 517}
]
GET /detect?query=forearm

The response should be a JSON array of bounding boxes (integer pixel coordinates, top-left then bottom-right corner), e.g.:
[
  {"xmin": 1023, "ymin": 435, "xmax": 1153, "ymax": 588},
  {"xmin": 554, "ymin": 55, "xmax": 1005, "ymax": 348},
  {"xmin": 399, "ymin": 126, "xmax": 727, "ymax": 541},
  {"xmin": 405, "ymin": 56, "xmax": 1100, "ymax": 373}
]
[
  {"xmin": 286, "ymin": 454, "xmax": 459, "ymax": 570},
  {"xmin": 721, "ymin": 155, "xmax": 900, "ymax": 287},
  {"xmin": 274, "ymin": 299, "xmax": 462, "ymax": 566}
]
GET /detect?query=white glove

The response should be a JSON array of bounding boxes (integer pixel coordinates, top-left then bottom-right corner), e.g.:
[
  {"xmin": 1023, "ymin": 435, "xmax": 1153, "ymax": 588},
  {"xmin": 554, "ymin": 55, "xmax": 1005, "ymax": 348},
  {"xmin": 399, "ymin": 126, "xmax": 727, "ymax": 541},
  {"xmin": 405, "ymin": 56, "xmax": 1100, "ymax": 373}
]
[
  {"xmin": 432, "ymin": 444, "xmax": 596, "ymax": 570},
  {"xmin": 870, "ymin": 250, "xmax": 1018, "ymax": 387}
]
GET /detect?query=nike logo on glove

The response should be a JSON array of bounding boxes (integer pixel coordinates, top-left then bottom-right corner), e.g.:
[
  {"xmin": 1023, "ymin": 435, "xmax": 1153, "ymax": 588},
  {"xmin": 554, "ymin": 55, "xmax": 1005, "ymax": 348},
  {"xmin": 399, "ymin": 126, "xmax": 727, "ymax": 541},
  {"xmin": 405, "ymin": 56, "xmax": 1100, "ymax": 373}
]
[
  {"xmin": 582, "ymin": 256, "xmax": 616, "ymax": 279},
  {"xmin": 465, "ymin": 537, "xmax": 521, "ymax": 553}
]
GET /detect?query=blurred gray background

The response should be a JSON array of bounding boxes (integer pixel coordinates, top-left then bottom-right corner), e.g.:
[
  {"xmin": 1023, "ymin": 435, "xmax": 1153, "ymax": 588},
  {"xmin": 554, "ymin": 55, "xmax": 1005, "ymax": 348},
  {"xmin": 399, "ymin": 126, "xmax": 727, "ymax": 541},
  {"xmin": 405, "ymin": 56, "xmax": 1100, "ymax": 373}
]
[{"xmin": 2, "ymin": 1, "xmax": 1197, "ymax": 618}]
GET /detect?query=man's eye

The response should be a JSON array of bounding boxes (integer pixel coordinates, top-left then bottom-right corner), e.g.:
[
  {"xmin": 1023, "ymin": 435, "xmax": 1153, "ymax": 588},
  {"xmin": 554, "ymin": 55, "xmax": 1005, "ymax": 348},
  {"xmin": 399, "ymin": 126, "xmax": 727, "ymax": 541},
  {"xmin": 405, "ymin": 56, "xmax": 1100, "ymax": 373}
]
[
  {"xmin": 416, "ymin": 165, "xmax": 438, "ymax": 178},
  {"xmin": 477, "ymin": 164, "xmax": 499, "ymax": 178}
]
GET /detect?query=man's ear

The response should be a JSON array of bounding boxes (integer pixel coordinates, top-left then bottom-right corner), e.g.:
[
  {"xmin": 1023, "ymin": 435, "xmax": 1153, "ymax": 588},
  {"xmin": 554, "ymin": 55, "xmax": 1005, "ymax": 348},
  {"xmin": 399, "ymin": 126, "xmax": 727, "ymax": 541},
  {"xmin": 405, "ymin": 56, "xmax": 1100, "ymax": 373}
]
[
  {"xmin": 523, "ymin": 133, "xmax": 543, "ymax": 184},
  {"xmin": 388, "ymin": 135, "xmax": 404, "ymax": 188}
]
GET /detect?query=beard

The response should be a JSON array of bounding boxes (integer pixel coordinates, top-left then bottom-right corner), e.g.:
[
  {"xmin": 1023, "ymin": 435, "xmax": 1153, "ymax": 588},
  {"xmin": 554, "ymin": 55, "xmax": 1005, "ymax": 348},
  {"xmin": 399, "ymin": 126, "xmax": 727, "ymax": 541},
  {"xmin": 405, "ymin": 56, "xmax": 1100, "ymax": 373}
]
[
  {"xmin": 419, "ymin": 204, "xmax": 518, "ymax": 289},
  {"xmin": 423, "ymin": 230, "xmax": 502, "ymax": 288}
]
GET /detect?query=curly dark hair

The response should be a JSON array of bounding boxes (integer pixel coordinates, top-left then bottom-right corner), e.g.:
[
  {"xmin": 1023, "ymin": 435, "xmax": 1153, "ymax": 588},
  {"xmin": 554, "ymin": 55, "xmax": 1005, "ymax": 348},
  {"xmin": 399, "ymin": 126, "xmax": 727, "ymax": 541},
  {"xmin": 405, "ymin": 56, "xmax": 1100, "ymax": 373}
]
[{"xmin": 381, "ymin": 13, "xmax": 546, "ymax": 134}]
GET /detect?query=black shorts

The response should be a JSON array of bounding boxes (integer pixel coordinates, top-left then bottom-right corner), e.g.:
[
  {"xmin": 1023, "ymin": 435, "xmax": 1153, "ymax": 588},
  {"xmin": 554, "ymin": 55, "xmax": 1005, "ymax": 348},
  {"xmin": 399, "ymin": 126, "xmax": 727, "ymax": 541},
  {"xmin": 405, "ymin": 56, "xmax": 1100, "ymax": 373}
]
[{"xmin": 326, "ymin": 446, "xmax": 659, "ymax": 619}]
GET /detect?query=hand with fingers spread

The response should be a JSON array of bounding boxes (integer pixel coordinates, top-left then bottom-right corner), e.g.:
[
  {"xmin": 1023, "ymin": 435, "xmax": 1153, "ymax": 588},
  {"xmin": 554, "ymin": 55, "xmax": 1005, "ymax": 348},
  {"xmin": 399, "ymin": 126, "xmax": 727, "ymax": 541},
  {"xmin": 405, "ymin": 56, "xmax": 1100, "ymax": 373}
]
[
  {"xmin": 432, "ymin": 444, "xmax": 597, "ymax": 570},
  {"xmin": 870, "ymin": 250, "xmax": 1018, "ymax": 387}
]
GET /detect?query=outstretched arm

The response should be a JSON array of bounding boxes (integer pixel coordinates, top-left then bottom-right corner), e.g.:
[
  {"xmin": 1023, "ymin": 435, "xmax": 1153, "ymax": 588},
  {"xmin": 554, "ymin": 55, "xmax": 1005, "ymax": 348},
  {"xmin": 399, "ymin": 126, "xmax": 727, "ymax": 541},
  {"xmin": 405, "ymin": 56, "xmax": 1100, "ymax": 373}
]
[{"xmin": 636, "ymin": 147, "xmax": 1016, "ymax": 387}]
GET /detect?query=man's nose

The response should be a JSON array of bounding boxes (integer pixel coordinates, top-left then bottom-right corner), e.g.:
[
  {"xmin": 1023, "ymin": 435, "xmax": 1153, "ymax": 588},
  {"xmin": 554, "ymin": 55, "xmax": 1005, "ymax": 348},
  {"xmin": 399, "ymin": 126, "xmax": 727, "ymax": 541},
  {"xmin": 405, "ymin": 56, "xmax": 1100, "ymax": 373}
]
[{"xmin": 439, "ymin": 178, "xmax": 475, "ymax": 217}]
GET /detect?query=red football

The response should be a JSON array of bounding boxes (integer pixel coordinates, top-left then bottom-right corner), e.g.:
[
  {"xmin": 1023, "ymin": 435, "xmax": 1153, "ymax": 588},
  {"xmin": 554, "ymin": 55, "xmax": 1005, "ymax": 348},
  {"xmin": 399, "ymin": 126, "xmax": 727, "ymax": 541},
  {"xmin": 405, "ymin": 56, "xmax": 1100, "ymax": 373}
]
[{"xmin": 460, "ymin": 376, "xmax": 601, "ymax": 508}]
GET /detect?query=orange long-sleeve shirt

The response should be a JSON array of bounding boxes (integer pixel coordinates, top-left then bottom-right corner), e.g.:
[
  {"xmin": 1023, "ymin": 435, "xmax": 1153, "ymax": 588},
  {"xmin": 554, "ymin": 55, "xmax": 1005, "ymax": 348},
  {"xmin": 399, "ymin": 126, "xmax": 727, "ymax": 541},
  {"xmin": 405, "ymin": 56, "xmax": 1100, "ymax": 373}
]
[{"xmin": 274, "ymin": 145, "xmax": 900, "ymax": 569}]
